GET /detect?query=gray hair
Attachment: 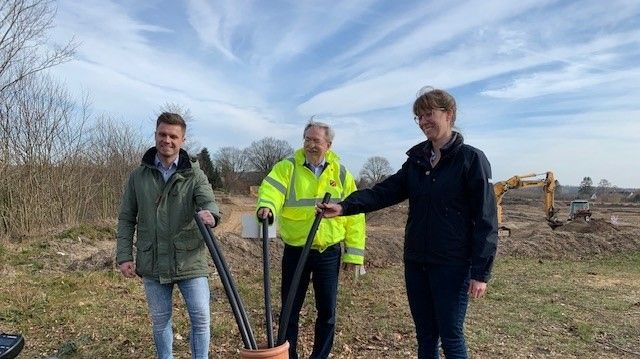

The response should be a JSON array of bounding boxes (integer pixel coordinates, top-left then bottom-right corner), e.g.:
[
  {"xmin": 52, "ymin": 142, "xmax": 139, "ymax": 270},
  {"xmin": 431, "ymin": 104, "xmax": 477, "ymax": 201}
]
[{"xmin": 303, "ymin": 119, "xmax": 335, "ymax": 143}]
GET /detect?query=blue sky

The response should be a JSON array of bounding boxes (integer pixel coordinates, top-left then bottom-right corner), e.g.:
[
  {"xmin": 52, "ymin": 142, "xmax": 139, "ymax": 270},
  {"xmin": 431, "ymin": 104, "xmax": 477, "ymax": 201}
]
[{"xmin": 48, "ymin": 0, "xmax": 640, "ymax": 188}]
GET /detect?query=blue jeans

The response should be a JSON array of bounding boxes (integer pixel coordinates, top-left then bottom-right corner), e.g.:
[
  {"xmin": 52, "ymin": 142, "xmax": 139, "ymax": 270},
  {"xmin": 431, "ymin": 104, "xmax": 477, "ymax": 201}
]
[
  {"xmin": 404, "ymin": 260, "xmax": 470, "ymax": 359},
  {"xmin": 281, "ymin": 243, "xmax": 341, "ymax": 359},
  {"xmin": 143, "ymin": 277, "xmax": 211, "ymax": 359}
]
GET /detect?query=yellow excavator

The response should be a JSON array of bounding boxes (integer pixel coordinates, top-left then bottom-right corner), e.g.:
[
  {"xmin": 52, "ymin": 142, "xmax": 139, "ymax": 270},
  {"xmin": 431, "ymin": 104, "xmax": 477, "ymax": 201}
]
[{"xmin": 494, "ymin": 171, "xmax": 564, "ymax": 237}]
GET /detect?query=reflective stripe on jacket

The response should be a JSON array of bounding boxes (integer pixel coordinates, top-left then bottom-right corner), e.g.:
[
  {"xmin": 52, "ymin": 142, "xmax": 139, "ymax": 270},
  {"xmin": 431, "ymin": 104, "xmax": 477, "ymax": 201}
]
[{"xmin": 257, "ymin": 149, "xmax": 366, "ymax": 264}]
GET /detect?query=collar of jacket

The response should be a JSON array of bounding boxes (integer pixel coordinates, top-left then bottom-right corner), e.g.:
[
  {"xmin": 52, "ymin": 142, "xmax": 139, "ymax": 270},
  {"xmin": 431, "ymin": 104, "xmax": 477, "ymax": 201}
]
[
  {"xmin": 292, "ymin": 148, "xmax": 340, "ymax": 165},
  {"xmin": 406, "ymin": 131, "xmax": 464, "ymax": 162},
  {"xmin": 141, "ymin": 147, "xmax": 193, "ymax": 172}
]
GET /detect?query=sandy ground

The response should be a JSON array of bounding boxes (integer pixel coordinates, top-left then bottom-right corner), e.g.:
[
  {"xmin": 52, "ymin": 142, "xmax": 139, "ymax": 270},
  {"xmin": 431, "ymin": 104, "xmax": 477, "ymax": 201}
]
[
  {"xmin": 51, "ymin": 194, "xmax": 640, "ymax": 274},
  {"xmin": 211, "ymin": 195, "xmax": 640, "ymax": 272}
]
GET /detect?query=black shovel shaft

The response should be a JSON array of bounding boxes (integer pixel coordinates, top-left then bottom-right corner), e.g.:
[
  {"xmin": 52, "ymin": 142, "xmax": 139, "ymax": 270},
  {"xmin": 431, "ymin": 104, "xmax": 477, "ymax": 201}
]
[
  {"xmin": 262, "ymin": 217, "xmax": 275, "ymax": 348},
  {"xmin": 194, "ymin": 213, "xmax": 257, "ymax": 350},
  {"xmin": 277, "ymin": 192, "xmax": 331, "ymax": 345}
]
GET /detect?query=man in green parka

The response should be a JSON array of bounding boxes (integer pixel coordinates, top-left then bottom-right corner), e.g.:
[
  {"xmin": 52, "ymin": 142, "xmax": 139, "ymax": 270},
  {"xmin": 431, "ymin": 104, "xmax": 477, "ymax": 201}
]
[{"xmin": 116, "ymin": 112, "xmax": 219, "ymax": 359}]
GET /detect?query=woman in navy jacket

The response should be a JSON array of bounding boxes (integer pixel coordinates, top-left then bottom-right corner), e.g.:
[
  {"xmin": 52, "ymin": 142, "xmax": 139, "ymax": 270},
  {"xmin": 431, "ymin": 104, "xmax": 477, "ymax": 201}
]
[{"xmin": 319, "ymin": 87, "xmax": 498, "ymax": 359}]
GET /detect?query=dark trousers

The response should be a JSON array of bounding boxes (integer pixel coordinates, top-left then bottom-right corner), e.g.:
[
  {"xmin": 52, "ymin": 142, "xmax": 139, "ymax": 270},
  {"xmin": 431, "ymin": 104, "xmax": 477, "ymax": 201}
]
[
  {"xmin": 281, "ymin": 243, "xmax": 341, "ymax": 359},
  {"xmin": 405, "ymin": 260, "xmax": 471, "ymax": 359}
]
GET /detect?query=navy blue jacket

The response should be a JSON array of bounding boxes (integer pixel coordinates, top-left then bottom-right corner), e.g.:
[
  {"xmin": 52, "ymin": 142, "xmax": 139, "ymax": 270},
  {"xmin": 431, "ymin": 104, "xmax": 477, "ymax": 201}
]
[{"xmin": 341, "ymin": 133, "xmax": 498, "ymax": 282}]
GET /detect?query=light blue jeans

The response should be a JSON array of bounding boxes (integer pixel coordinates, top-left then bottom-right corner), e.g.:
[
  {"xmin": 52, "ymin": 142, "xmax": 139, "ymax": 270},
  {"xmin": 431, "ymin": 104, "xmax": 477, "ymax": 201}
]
[{"xmin": 143, "ymin": 277, "xmax": 211, "ymax": 359}]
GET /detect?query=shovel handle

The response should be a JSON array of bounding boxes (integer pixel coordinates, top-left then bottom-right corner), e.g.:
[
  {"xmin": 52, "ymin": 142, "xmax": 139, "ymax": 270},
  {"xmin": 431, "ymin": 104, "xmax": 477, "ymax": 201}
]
[
  {"xmin": 262, "ymin": 217, "xmax": 275, "ymax": 348},
  {"xmin": 277, "ymin": 193, "xmax": 331, "ymax": 345},
  {"xmin": 194, "ymin": 213, "xmax": 257, "ymax": 350}
]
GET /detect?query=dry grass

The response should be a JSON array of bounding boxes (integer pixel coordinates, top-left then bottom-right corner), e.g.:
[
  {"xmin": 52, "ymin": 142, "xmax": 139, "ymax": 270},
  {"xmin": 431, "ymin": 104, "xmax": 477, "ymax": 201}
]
[{"xmin": 1, "ymin": 232, "xmax": 639, "ymax": 358}]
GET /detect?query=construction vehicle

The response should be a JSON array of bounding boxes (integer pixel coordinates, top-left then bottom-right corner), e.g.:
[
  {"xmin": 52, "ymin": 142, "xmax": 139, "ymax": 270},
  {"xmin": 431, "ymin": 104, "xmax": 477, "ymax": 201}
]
[
  {"xmin": 568, "ymin": 200, "xmax": 592, "ymax": 222},
  {"xmin": 493, "ymin": 171, "xmax": 564, "ymax": 237}
]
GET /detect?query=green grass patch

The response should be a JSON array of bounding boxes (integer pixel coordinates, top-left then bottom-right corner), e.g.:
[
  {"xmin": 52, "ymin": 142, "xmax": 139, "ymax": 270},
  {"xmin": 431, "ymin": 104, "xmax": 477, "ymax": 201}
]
[
  {"xmin": 55, "ymin": 224, "xmax": 116, "ymax": 242},
  {"xmin": 1, "ymin": 239, "xmax": 639, "ymax": 358}
]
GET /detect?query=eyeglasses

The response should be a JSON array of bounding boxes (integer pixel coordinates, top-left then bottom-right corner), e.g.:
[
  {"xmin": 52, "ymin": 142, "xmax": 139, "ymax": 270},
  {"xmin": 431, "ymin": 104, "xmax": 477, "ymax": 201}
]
[
  {"xmin": 303, "ymin": 137, "xmax": 327, "ymax": 145},
  {"xmin": 413, "ymin": 108, "xmax": 446, "ymax": 124}
]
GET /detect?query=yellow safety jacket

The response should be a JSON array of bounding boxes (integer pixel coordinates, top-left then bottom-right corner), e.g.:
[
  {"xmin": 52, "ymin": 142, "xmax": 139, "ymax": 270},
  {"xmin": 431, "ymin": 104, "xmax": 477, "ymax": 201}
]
[{"xmin": 257, "ymin": 149, "xmax": 366, "ymax": 264}]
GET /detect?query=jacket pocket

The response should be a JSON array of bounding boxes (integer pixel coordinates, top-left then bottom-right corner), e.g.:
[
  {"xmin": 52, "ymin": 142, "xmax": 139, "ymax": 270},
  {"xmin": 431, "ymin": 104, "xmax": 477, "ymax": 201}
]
[
  {"xmin": 174, "ymin": 229, "xmax": 206, "ymax": 273},
  {"xmin": 134, "ymin": 238, "xmax": 154, "ymax": 275}
]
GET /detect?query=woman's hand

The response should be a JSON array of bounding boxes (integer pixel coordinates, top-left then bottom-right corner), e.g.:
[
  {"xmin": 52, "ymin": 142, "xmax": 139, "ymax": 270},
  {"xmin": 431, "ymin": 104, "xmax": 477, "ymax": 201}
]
[
  {"xmin": 468, "ymin": 279, "xmax": 487, "ymax": 299},
  {"xmin": 316, "ymin": 202, "xmax": 343, "ymax": 218}
]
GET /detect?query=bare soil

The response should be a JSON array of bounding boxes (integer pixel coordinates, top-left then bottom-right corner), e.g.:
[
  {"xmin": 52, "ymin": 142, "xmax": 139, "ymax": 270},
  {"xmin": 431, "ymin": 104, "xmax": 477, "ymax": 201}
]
[
  {"xmin": 214, "ymin": 195, "xmax": 640, "ymax": 272},
  {"xmin": 496, "ymin": 198, "xmax": 640, "ymax": 260},
  {"xmin": 48, "ymin": 194, "xmax": 640, "ymax": 277}
]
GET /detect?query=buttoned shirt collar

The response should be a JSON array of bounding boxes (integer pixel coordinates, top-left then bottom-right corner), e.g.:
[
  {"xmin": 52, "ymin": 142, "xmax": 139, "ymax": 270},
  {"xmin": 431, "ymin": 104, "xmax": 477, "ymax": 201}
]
[
  {"xmin": 155, "ymin": 154, "xmax": 179, "ymax": 182},
  {"xmin": 304, "ymin": 157, "xmax": 326, "ymax": 177}
]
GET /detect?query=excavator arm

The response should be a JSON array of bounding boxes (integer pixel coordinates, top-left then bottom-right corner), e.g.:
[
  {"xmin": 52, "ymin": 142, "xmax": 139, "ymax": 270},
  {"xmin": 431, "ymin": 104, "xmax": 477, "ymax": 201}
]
[{"xmin": 493, "ymin": 171, "xmax": 563, "ymax": 237}]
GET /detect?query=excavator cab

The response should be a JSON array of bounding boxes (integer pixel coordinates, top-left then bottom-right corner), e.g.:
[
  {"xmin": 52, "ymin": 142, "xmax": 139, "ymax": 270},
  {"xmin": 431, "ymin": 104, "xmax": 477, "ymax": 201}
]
[{"xmin": 569, "ymin": 200, "xmax": 591, "ymax": 222}]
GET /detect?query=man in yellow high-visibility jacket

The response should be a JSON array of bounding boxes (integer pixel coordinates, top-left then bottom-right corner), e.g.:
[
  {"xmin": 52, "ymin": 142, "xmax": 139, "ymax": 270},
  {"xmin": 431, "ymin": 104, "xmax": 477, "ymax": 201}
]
[{"xmin": 257, "ymin": 120, "xmax": 366, "ymax": 359}]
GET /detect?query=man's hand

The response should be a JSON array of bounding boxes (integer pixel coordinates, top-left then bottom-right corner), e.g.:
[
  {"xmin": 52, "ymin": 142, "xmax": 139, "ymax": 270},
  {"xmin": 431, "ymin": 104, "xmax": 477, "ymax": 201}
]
[
  {"xmin": 342, "ymin": 263, "xmax": 357, "ymax": 271},
  {"xmin": 469, "ymin": 279, "xmax": 487, "ymax": 299},
  {"xmin": 257, "ymin": 207, "xmax": 272, "ymax": 220},
  {"xmin": 316, "ymin": 203, "xmax": 343, "ymax": 218},
  {"xmin": 341, "ymin": 263, "xmax": 366, "ymax": 281},
  {"xmin": 119, "ymin": 261, "xmax": 137, "ymax": 278},
  {"xmin": 198, "ymin": 209, "xmax": 216, "ymax": 227}
]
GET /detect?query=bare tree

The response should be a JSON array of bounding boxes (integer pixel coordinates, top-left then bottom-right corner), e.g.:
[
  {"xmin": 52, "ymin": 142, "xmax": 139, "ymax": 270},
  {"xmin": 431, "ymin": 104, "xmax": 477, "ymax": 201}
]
[
  {"xmin": 597, "ymin": 179, "xmax": 612, "ymax": 192},
  {"xmin": 85, "ymin": 115, "xmax": 146, "ymax": 216},
  {"xmin": 87, "ymin": 115, "xmax": 145, "ymax": 168},
  {"xmin": 578, "ymin": 176, "xmax": 594, "ymax": 198},
  {"xmin": 0, "ymin": 0, "xmax": 76, "ymax": 96},
  {"xmin": 359, "ymin": 156, "xmax": 393, "ymax": 188},
  {"xmin": 0, "ymin": 74, "xmax": 88, "ymax": 233},
  {"xmin": 597, "ymin": 178, "xmax": 614, "ymax": 201},
  {"xmin": 244, "ymin": 137, "xmax": 293, "ymax": 176},
  {"xmin": 212, "ymin": 146, "xmax": 248, "ymax": 191},
  {"xmin": 0, "ymin": 75, "xmax": 81, "ymax": 165}
]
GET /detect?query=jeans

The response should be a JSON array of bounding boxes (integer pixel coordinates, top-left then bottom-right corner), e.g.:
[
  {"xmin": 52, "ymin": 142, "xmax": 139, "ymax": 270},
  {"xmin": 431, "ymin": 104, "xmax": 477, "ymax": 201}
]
[
  {"xmin": 143, "ymin": 277, "xmax": 211, "ymax": 359},
  {"xmin": 404, "ymin": 260, "xmax": 470, "ymax": 359},
  {"xmin": 281, "ymin": 243, "xmax": 341, "ymax": 359}
]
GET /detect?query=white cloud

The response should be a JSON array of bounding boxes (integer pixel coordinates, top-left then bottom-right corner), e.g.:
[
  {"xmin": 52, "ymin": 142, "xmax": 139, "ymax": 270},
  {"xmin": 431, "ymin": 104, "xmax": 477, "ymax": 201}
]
[
  {"xmin": 54, "ymin": 0, "xmax": 276, "ymax": 129},
  {"xmin": 46, "ymin": 0, "xmax": 640, "ymax": 187},
  {"xmin": 331, "ymin": 0, "xmax": 556, "ymax": 77},
  {"xmin": 476, "ymin": 110, "xmax": 640, "ymax": 188},
  {"xmin": 298, "ymin": 23, "xmax": 640, "ymax": 115},
  {"xmin": 482, "ymin": 67, "xmax": 640, "ymax": 100},
  {"xmin": 186, "ymin": 0, "xmax": 247, "ymax": 61}
]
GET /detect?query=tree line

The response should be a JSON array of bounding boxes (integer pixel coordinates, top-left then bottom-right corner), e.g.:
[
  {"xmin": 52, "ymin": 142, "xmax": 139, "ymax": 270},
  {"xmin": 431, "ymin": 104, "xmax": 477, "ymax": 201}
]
[{"xmin": 577, "ymin": 176, "xmax": 638, "ymax": 202}]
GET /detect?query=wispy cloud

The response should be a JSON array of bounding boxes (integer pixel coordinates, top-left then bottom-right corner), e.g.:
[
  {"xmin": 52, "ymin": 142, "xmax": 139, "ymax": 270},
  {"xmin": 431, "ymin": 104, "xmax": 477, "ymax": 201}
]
[
  {"xmin": 186, "ymin": 0, "xmax": 248, "ymax": 61},
  {"xmin": 481, "ymin": 66, "xmax": 640, "ymax": 100},
  {"xmin": 48, "ymin": 0, "xmax": 640, "ymax": 187}
]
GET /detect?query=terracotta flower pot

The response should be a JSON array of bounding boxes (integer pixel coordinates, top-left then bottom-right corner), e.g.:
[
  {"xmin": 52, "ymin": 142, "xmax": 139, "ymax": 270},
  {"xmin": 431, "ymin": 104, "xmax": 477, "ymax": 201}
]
[{"xmin": 239, "ymin": 341, "xmax": 289, "ymax": 359}]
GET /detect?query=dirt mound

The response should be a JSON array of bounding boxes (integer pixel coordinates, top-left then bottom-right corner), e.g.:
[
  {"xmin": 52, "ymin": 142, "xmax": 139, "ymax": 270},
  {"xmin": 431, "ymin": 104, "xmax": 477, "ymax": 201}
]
[
  {"xmin": 500, "ymin": 220, "xmax": 640, "ymax": 260},
  {"xmin": 214, "ymin": 197, "xmax": 640, "ymax": 269},
  {"xmin": 24, "ymin": 195, "xmax": 639, "ymax": 275},
  {"xmin": 364, "ymin": 203, "xmax": 408, "ymax": 227},
  {"xmin": 557, "ymin": 218, "xmax": 618, "ymax": 234}
]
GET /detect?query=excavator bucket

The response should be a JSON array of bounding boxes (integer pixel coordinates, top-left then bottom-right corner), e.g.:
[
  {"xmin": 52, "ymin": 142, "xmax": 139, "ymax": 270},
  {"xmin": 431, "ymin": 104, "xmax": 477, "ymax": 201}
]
[{"xmin": 547, "ymin": 217, "xmax": 564, "ymax": 229}]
